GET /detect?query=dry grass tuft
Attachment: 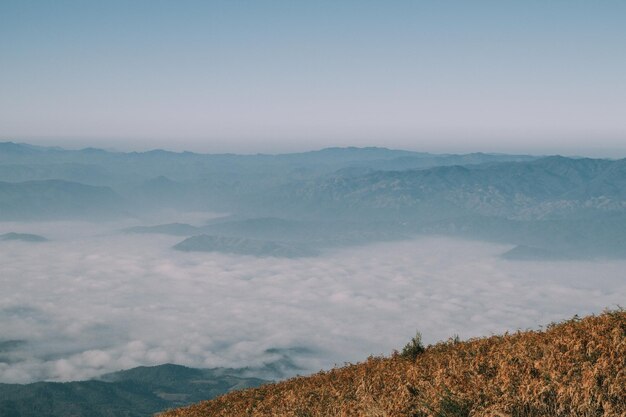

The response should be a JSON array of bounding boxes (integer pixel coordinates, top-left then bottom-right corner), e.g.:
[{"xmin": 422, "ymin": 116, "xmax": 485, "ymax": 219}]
[{"xmin": 160, "ymin": 310, "xmax": 625, "ymax": 417}]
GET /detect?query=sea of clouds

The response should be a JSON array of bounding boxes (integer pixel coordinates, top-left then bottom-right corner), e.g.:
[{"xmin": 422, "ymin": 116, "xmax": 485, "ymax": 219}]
[{"xmin": 1, "ymin": 216, "xmax": 624, "ymax": 384}]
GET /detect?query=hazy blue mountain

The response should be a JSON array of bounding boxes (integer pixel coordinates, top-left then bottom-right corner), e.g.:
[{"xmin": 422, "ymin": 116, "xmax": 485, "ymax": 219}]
[
  {"xmin": 126, "ymin": 217, "xmax": 320, "ymax": 239},
  {"xmin": 124, "ymin": 223, "xmax": 201, "ymax": 236},
  {"xmin": 418, "ymin": 211, "xmax": 626, "ymax": 259},
  {"xmin": 0, "ymin": 142, "xmax": 536, "ymax": 186},
  {"xmin": 0, "ymin": 142, "xmax": 536, "ymax": 179},
  {"xmin": 202, "ymin": 217, "xmax": 328, "ymax": 241},
  {"xmin": 278, "ymin": 156, "xmax": 626, "ymax": 220},
  {"xmin": 127, "ymin": 217, "xmax": 409, "ymax": 251},
  {"xmin": 204, "ymin": 217, "xmax": 413, "ymax": 248},
  {"xmin": 348, "ymin": 152, "xmax": 537, "ymax": 171},
  {"xmin": 0, "ymin": 180, "xmax": 124, "ymax": 220},
  {"xmin": 3, "ymin": 142, "xmax": 626, "ymax": 258},
  {"xmin": 97, "ymin": 364, "xmax": 265, "ymax": 401},
  {"xmin": 0, "ymin": 142, "xmax": 53, "ymax": 156},
  {"xmin": 130, "ymin": 176, "xmax": 210, "ymax": 209},
  {"xmin": 0, "ymin": 233, "xmax": 47, "ymax": 242},
  {"xmin": 0, "ymin": 364, "xmax": 265, "ymax": 417},
  {"xmin": 274, "ymin": 146, "xmax": 424, "ymax": 164},
  {"xmin": 500, "ymin": 245, "xmax": 567, "ymax": 261},
  {"xmin": 0, "ymin": 142, "xmax": 544, "ymax": 216},
  {"xmin": 173, "ymin": 235, "xmax": 319, "ymax": 258},
  {"xmin": 255, "ymin": 156, "xmax": 626, "ymax": 258},
  {"xmin": 0, "ymin": 163, "xmax": 113, "ymax": 186},
  {"xmin": 0, "ymin": 142, "xmax": 420, "ymax": 172},
  {"xmin": 123, "ymin": 218, "xmax": 310, "ymax": 240}
]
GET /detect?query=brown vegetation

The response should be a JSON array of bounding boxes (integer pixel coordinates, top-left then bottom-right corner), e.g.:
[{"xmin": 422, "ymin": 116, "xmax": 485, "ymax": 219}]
[{"xmin": 161, "ymin": 310, "xmax": 625, "ymax": 417}]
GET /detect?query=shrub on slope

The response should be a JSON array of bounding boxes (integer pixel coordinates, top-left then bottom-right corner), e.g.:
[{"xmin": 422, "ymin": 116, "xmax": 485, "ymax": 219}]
[{"xmin": 161, "ymin": 310, "xmax": 625, "ymax": 417}]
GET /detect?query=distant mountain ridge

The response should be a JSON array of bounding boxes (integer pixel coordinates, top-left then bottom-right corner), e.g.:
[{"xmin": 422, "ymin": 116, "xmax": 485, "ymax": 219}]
[
  {"xmin": 127, "ymin": 217, "xmax": 409, "ymax": 255},
  {"xmin": 2, "ymin": 142, "xmax": 626, "ymax": 258},
  {"xmin": 280, "ymin": 156, "xmax": 626, "ymax": 220},
  {"xmin": 0, "ymin": 364, "xmax": 266, "ymax": 417},
  {"xmin": 173, "ymin": 235, "xmax": 318, "ymax": 258},
  {"xmin": 0, "ymin": 232, "xmax": 47, "ymax": 242},
  {"xmin": 0, "ymin": 179, "xmax": 123, "ymax": 220},
  {"xmin": 0, "ymin": 142, "xmax": 536, "ymax": 217}
]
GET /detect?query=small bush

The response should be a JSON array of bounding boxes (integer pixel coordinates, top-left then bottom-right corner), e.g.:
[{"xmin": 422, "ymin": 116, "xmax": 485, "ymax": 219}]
[
  {"xmin": 436, "ymin": 393, "xmax": 471, "ymax": 417},
  {"xmin": 400, "ymin": 331, "xmax": 425, "ymax": 360}
]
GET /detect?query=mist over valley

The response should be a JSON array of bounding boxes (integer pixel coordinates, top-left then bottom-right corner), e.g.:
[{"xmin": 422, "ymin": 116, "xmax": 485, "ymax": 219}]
[{"xmin": 1, "ymin": 143, "xmax": 624, "ymax": 392}]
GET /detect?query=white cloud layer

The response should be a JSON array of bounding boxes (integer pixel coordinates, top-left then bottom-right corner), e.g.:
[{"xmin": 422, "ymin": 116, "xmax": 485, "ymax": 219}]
[{"xmin": 1, "ymin": 219, "xmax": 624, "ymax": 383}]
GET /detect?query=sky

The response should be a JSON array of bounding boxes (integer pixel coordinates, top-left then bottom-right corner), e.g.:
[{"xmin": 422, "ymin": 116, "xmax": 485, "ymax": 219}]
[
  {"xmin": 1, "ymin": 0, "xmax": 625, "ymax": 155},
  {"xmin": 1, "ymin": 218, "xmax": 624, "ymax": 383}
]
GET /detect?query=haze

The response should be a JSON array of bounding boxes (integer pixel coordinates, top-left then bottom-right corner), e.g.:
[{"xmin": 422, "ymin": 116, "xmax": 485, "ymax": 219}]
[
  {"xmin": 1, "ymin": 144, "xmax": 626, "ymax": 385},
  {"xmin": 1, "ymin": 1, "xmax": 626, "ymax": 156},
  {"xmin": 1, "ymin": 218, "xmax": 624, "ymax": 383},
  {"xmin": 1, "ymin": 1, "xmax": 625, "ymax": 405}
]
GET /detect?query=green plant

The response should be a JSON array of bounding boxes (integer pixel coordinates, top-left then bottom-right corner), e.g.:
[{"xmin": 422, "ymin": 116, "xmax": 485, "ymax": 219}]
[{"xmin": 401, "ymin": 331, "xmax": 425, "ymax": 360}]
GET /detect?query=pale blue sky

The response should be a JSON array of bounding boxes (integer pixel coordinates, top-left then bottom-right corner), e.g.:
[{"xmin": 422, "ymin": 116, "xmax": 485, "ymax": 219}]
[{"xmin": 1, "ymin": 1, "xmax": 625, "ymax": 155}]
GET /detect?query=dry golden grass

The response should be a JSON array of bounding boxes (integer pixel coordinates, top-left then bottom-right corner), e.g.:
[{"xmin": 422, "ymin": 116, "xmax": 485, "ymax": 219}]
[{"xmin": 161, "ymin": 310, "xmax": 625, "ymax": 417}]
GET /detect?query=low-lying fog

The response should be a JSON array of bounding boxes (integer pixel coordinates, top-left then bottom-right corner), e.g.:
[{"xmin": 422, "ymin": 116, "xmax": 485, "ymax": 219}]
[{"xmin": 1, "ymin": 215, "xmax": 624, "ymax": 384}]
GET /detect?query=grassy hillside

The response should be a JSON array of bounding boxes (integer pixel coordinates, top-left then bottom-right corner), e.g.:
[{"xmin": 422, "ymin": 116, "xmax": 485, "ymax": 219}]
[{"xmin": 161, "ymin": 310, "xmax": 625, "ymax": 417}]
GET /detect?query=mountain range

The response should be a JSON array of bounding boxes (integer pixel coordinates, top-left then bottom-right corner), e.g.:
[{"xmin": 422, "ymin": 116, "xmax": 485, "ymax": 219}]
[
  {"xmin": 2, "ymin": 142, "xmax": 626, "ymax": 259},
  {"xmin": 0, "ymin": 364, "xmax": 265, "ymax": 417}
]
